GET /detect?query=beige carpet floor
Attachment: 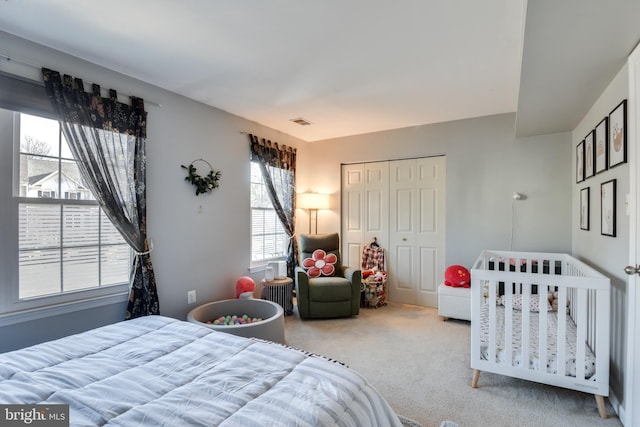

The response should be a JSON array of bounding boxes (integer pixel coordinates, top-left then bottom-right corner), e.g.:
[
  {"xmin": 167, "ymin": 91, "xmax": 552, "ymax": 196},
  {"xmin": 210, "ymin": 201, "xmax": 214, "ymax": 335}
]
[{"xmin": 283, "ymin": 301, "xmax": 622, "ymax": 427}]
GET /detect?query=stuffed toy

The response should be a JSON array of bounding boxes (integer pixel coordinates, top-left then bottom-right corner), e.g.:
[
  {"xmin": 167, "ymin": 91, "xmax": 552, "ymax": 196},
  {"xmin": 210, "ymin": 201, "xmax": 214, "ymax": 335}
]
[
  {"xmin": 362, "ymin": 269, "xmax": 375, "ymax": 279},
  {"xmin": 548, "ymin": 291, "xmax": 570, "ymax": 314},
  {"xmin": 362, "ymin": 268, "xmax": 387, "ymax": 282},
  {"xmin": 444, "ymin": 265, "xmax": 471, "ymax": 288}
]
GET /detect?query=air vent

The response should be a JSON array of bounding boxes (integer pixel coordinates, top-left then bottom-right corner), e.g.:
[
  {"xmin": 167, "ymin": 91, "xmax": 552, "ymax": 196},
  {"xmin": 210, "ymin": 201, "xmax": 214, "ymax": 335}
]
[{"xmin": 289, "ymin": 117, "xmax": 312, "ymax": 126}]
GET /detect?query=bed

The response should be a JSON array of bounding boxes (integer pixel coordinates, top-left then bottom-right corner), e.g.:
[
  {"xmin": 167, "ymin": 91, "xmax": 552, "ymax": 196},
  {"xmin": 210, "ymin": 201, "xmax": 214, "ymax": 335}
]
[
  {"xmin": 0, "ymin": 315, "xmax": 403, "ymax": 426},
  {"xmin": 470, "ymin": 250, "xmax": 610, "ymax": 419}
]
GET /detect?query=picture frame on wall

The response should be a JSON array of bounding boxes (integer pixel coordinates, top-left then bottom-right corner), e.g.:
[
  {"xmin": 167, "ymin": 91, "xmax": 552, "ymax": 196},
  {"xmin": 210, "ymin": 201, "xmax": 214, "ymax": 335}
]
[
  {"xmin": 576, "ymin": 140, "xmax": 584, "ymax": 183},
  {"xmin": 584, "ymin": 131, "xmax": 595, "ymax": 179},
  {"xmin": 580, "ymin": 187, "xmax": 589, "ymax": 230},
  {"xmin": 608, "ymin": 99, "xmax": 627, "ymax": 168},
  {"xmin": 595, "ymin": 117, "xmax": 608, "ymax": 174},
  {"xmin": 601, "ymin": 179, "xmax": 616, "ymax": 237}
]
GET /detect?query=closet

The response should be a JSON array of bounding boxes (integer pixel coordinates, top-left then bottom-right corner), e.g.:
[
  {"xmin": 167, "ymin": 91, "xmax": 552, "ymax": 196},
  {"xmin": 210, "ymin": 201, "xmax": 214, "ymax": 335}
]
[{"xmin": 341, "ymin": 156, "xmax": 446, "ymax": 307}]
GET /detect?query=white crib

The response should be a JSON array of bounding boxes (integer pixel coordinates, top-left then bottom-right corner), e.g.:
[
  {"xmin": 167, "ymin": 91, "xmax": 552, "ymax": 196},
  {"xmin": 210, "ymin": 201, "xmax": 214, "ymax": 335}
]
[{"xmin": 470, "ymin": 250, "xmax": 611, "ymax": 419}]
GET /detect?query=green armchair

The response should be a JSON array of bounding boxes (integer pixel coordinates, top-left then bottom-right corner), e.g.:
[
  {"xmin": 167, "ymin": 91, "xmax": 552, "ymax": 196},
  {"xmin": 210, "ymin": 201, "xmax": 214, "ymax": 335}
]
[{"xmin": 295, "ymin": 233, "xmax": 361, "ymax": 319}]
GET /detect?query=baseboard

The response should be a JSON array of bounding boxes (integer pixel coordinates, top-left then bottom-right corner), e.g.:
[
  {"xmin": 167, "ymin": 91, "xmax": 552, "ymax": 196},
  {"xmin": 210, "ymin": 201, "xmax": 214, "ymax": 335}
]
[{"xmin": 608, "ymin": 388, "xmax": 626, "ymax": 425}]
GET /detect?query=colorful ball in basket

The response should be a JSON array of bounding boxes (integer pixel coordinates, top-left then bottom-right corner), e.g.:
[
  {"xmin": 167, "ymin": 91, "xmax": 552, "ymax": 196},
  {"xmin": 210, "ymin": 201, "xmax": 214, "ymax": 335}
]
[
  {"xmin": 235, "ymin": 276, "xmax": 256, "ymax": 298},
  {"xmin": 444, "ymin": 265, "xmax": 470, "ymax": 288}
]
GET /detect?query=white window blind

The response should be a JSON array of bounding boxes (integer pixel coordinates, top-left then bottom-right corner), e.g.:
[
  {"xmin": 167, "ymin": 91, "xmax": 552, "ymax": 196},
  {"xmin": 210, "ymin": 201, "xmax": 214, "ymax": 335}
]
[
  {"xmin": 16, "ymin": 112, "xmax": 130, "ymax": 300},
  {"xmin": 250, "ymin": 162, "xmax": 287, "ymax": 263}
]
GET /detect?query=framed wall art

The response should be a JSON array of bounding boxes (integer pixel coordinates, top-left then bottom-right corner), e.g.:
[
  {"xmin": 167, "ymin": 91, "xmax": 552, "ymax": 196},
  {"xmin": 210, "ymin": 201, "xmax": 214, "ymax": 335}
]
[
  {"xmin": 608, "ymin": 99, "xmax": 627, "ymax": 168},
  {"xmin": 580, "ymin": 187, "xmax": 589, "ymax": 230},
  {"xmin": 584, "ymin": 130, "xmax": 595, "ymax": 179},
  {"xmin": 576, "ymin": 140, "xmax": 584, "ymax": 183},
  {"xmin": 594, "ymin": 117, "xmax": 608, "ymax": 174},
  {"xmin": 601, "ymin": 179, "xmax": 616, "ymax": 237}
]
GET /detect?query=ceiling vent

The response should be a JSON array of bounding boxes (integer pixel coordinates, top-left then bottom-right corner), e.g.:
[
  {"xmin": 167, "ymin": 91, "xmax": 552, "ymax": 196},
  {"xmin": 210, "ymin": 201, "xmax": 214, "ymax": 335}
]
[{"xmin": 289, "ymin": 117, "xmax": 312, "ymax": 126}]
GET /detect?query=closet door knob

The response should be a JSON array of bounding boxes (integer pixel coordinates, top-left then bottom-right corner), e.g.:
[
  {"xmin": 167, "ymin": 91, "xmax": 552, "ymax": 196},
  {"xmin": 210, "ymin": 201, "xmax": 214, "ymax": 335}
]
[{"xmin": 624, "ymin": 265, "xmax": 640, "ymax": 275}]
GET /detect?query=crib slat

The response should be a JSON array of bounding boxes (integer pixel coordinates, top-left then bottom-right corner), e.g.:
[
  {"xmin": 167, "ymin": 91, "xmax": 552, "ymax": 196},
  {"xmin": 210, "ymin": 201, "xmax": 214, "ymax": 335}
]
[
  {"xmin": 521, "ymin": 284, "xmax": 531, "ymax": 371},
  {"xmin": 505, "ymin": 286, "xmax": 513, "ymax": 367},
  {"xmin": 470, "ymin": 274, "xmax": 482, "ymax": 367},
  {"xmin": 557, "ymin": 286, "xmax": 568, "ymax": 376},
  {"xmin": 594, "ymin": 278, "xmax": 610, "ymax": 395},
  {"xmin": 489, "ymin": 280, "xmax": 497, "ymax": 365},
  {"xmin": 588, "ymin": 289, "xmax": 596, "ymax": 352},
  {"xmin": 539, "ymin": 284, "xmax": 548, "ymax": 374},
  {"xmin": 576, "ymin": 288, "xmax": 587, "ymax": 380}
]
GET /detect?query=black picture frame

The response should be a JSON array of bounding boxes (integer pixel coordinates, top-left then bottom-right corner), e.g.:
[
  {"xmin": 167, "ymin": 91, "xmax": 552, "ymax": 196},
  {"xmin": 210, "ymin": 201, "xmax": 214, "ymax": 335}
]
[
  {"xmin": 608, "ymin": 100, "xmax": 627, "ymax": 168},
  {"xmin": 601, "ymin": 179, "xmax": 616, "ymax": 237},
  {"xmin": 584, "ymin": 131, "xmax": 595, "ymax": 179},
  {"xmin": 595, "ymin": 117, "xmax": 608, "ymax": 174},
  {"xmin": 576, "ymin": 140, "xmax": 584, "ymax": 183},
  {"xmin": 580, "ymin": 187, "xmax": 589, "ymax": 230}
]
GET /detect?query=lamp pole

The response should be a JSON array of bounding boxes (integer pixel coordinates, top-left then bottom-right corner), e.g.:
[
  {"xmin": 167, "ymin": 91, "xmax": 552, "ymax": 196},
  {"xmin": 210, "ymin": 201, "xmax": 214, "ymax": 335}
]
[{"xmin": 309, "ymin": 208, "xmax": 319, "ymax": 234}]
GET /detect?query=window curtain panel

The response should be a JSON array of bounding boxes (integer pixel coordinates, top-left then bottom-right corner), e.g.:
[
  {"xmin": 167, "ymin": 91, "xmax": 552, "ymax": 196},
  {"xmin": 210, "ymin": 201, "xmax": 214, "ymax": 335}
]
[
  {"xmin": 42, "ymin": 68, "xmax": 159, "ymax": 319},
  {"xmin": 249, "ymin": 134, "xmax": 297, "ymax": 277}
]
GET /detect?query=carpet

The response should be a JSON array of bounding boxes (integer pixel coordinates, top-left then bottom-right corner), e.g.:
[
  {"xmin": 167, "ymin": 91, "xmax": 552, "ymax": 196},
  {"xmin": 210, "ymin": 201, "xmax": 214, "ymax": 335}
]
[{"xmin": 284, "ymin": 301, "xmax": 622, "ymax": 427}]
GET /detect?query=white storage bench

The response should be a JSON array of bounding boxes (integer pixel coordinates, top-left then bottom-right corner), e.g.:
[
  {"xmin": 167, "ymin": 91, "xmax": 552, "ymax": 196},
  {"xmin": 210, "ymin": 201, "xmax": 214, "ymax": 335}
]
[{"xmin": 438, "ymin": 283, "xmax": 471, "ymax": 321}]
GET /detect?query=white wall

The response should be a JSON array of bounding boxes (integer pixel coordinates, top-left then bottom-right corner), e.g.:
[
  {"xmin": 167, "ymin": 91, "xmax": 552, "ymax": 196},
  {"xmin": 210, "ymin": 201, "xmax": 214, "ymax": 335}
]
[
  {"xmin": 297, "ymin": 113, "xmax": 573, "ymax": 269},
  {"xmin": 0, "ymin": 31, "xmax": 307, "ymax": 351},
  {"xmin": 571, "ymin": 64, "xmax": 630, "ymax": 413}
]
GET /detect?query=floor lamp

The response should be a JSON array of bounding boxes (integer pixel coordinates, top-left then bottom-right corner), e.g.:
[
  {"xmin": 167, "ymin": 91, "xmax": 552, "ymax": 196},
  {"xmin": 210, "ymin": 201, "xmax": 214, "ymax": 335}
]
[{"xmin": 297, "ymin": 192, "xmax": 330, "ymax": 234}]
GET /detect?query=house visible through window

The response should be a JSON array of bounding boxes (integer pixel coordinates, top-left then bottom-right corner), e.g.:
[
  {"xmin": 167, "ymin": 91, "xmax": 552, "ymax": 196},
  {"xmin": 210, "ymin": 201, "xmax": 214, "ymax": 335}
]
[
  {"xmin": 250, "ymin": 162, "xmax": 287, "ymax": 263},
  {"xmin": 15, "ymin": 112, "xmax": 130, "ymax": 299}
]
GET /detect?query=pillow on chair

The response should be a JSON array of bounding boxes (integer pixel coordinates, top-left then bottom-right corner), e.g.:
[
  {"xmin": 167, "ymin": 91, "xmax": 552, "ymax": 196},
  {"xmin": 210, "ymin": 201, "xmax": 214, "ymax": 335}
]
[{"xmin": 302, "ymin": 249, "xmax": 337, "ymax": 277}]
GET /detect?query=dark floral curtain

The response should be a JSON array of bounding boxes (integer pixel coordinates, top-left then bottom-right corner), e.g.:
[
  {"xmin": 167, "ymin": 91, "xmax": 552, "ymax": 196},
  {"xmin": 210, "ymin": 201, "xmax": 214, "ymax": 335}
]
[
  {"xmin": 42, "ymin": 68, "xmax": 159, "ymax": 319},
  {"xmin": 249, "ymin": 134, "xmax": 297, "ymax": 277}
]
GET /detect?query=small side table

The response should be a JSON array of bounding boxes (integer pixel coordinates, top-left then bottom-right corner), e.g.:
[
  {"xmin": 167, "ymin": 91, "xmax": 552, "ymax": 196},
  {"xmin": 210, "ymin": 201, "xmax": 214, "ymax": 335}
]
[{"xmin": 261, "ymin": 277, "xmax": 294, "ymax": 316}]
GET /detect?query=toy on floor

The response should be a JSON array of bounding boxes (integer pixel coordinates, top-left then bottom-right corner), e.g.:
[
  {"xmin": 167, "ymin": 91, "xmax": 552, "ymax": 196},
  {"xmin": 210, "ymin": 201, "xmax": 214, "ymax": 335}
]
[
  {"xmin": 235, "ymin": 276, "xmax": 256, "ymax": 298},
  {"xmin": 444, "ymin": 265, "xmax": 470, "ymax": 288}
]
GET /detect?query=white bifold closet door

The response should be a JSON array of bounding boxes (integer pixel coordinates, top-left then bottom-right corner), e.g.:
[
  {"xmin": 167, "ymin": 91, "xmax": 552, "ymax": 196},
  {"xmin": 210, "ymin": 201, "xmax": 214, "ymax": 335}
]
[
  {"xmin": 341, "ymin": 156, "xmax": 445, "ymax": 307},
  {"xmin": 341, "ymin": 162, "xmax": 389, "ymax": 270},
  {"xmin": 388, "ymin": 157, "xmax": 446, "ymax": 307}
]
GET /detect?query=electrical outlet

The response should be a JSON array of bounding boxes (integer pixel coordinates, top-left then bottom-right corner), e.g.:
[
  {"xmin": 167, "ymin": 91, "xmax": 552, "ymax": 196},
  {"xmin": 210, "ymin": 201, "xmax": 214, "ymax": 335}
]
[{"xmin": 187, "ymin": 290, "xmax": 196, "ymax": 304}]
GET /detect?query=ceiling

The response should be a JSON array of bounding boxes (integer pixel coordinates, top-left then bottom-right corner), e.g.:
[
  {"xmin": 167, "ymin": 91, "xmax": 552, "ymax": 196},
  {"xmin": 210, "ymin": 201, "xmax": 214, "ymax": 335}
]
[{"xmin": 0, "ymin": 1, "xmax": 638, "ymax": 142}]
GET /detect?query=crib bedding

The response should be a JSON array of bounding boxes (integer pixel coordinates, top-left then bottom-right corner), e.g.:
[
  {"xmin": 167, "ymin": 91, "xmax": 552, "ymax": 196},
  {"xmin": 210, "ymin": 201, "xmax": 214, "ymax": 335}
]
[
  {"xmin": 0, "ymin": 315, "xmax": 402, "ymax": 427},
  {"xmin": 478, "ymin": 303, "xmax": 597, "ymax": 379}
]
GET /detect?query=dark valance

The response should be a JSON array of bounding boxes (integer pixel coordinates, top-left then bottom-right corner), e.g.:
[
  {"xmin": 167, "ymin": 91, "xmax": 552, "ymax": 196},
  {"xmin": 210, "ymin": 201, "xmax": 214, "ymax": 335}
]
[
  {"xmin": 249, "ymin": 134, "xmax": 296, "ymax": 172},
  {"xmin": 42, "ymin": 68, "xmax": 147, "ymax": 138}
]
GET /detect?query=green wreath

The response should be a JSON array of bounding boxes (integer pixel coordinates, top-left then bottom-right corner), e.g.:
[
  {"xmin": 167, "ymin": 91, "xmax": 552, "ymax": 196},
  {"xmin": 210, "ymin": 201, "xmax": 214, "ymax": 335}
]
[{"xmin": 181, "ymin": 159, "xmax": 221, "ymax": 196}]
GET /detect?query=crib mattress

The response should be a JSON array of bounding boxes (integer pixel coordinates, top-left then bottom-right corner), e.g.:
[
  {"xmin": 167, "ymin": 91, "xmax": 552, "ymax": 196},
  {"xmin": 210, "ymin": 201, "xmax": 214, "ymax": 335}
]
[{"xmin": 479, "ymin": 303, "xmax": 597, "ymax": 379}]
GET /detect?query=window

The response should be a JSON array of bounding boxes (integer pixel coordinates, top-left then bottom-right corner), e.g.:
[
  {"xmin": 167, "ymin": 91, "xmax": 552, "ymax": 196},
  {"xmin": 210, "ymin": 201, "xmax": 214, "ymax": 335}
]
[
  {"xmin": 0, "ymin": 73, "xmax": 130, "ymax": 320},
  {"xmin": 12, "ymin": 110, "xmax": 130, "ymax": 302},
  {"xmin": 65, "ymin": 191, "xmax": 82, "ymax": 200},
  {"xmin": 250, "ymin": 162, "xmax": 287, "ymax": 264}
]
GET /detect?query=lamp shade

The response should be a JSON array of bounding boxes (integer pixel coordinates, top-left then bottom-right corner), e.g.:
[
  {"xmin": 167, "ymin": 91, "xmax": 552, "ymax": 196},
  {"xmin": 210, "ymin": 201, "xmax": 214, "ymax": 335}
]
[{"xmin": 297, "ymin": 192, "xmax": 330, "ymax": 210}]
